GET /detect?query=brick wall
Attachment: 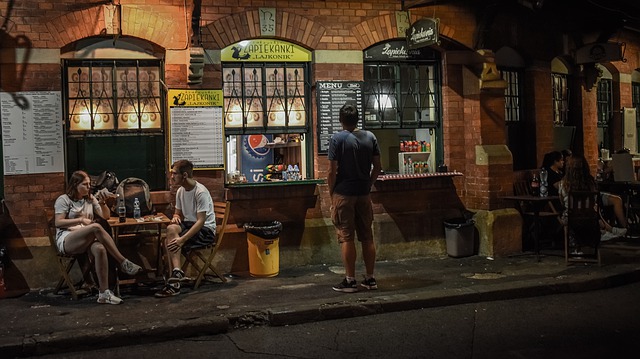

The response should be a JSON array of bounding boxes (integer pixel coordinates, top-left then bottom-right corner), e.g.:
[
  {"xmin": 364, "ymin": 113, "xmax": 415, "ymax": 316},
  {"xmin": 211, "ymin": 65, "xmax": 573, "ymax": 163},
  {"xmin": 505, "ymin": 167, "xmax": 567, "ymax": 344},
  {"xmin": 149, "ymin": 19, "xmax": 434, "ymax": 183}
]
[
  {"xmin": 2, "ymin": 0, "xmax": 640, "ymax": 254},
  {"xmin": 528, "ymin": 65, "xmax": 554, "ymax": 166},
  {"xmin": 4, "ymin": 174, "xmax": 65, "ymax": 238}
]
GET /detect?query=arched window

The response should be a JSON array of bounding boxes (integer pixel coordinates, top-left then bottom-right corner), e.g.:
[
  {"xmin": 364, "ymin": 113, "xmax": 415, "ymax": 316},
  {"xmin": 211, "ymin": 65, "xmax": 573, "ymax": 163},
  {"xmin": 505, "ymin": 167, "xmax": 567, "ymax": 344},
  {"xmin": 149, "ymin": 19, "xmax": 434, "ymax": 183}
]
[
  {"xmin": 596, "ymin": 64, "xmax": 613, "ymax": 149},
  {"xmin": 551, "ymin": 57, "xmax": 572, "ymax": 127},
  {"xmin": 496, "ymin": 47, "xmax": 525, "ymax": 123},
  {"xmin": 631, "ymin": 70, "xmax": 640, "ymax": 152},
  {"xmin": 497, "ymin": 47, "xmax": 535, "ymax": 169},
  {"xmin": 62, "ymin": 38, "xmax": 166, "ymax": 189}
]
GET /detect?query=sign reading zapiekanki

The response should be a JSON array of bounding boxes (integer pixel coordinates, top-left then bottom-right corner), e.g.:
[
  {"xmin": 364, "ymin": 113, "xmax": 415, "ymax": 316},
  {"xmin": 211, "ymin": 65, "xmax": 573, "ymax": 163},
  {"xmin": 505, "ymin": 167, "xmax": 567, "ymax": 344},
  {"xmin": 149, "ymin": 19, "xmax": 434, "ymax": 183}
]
[
  {"xmin": 221, "ymin": 39, "xmax": 312, "ymax": 62},
  {"xmin": 316, "ymin": 81, "xmax": 363, "ymax": 154},
  {"xmin": 406, "ymin": 18, "xmax": 439, "ymax": 49},
  {"xmin": 168, "ymin": 89, "xmax": 225, "ymax": 170}
]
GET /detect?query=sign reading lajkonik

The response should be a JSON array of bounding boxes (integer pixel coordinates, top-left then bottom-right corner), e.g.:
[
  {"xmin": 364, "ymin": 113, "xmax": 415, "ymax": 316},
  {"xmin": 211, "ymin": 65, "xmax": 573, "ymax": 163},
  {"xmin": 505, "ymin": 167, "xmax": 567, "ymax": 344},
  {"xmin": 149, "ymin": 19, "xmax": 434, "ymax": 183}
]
[
  {"xmin": 221, "ymin": 39, "xmax": 312, "ymax": 62},
  {"xmin": 406, "ymin": 18, "xmax": 439, "ymax": 49}
]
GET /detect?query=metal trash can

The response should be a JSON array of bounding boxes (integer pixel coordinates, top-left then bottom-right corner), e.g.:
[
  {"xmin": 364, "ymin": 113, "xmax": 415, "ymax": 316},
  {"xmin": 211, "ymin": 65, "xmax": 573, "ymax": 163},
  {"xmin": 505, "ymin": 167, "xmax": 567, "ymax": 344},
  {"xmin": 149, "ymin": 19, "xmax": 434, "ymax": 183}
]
[
  {"xmin": 443, "ymin": 218, "xmax": 475, "ymax": 258},
  {"xmin": 243, "ymin": 221, "xmax": 282, "ymax": 277}
]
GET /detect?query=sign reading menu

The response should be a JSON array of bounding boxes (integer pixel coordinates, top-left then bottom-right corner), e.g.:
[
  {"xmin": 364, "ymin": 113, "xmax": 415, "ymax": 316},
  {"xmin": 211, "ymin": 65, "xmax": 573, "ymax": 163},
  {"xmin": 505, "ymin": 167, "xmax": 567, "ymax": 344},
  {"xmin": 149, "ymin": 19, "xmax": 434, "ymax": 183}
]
[
  {"xmin": 1, "ymin": 91, "xmax": 64, "ymax": 175},
  {"xmin": 168, "ymin": 89, "xmax": 225, "ymax": 170},
  {"xmin": 316, "ymin": 81, "xmax": 363, "ymax": 154}
]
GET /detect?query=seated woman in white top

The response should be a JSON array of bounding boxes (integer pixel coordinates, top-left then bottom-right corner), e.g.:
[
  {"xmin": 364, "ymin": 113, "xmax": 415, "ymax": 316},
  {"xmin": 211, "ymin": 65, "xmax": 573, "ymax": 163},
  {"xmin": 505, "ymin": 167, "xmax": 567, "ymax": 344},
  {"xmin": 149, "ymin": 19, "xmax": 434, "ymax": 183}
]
[{"xmin": 54, "ymin": 170, "xmax": 142, "ymax": 304}]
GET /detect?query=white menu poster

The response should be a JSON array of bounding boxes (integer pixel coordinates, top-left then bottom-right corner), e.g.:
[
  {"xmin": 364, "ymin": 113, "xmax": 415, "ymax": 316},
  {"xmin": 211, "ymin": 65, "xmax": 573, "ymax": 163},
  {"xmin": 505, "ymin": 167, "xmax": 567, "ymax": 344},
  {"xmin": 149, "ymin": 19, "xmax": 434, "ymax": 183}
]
[
  {"xmin": 170, "ymin": 106, "xmax": 224, "ymax": 169},
  {"xmin": 1, "ymin": 91, "xmax": 64, "ymax": 175}
]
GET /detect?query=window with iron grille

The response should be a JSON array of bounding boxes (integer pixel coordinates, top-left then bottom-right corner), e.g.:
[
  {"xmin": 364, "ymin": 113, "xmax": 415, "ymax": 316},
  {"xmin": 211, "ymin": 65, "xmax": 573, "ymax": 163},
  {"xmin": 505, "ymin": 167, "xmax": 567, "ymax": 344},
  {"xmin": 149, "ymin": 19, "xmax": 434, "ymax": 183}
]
[
  {"xmin": 222, "ymin": 63, "xmax": 310, "ymax": 134},
  {"xmin": 501, "ymin": 69, "xmax": 522, "ymax": 123},
  {"xmin": 363, "ymin": 62, "xmax": 439, "ymax": 128},
  {"xmin": 63, "ymin": 59, "xmax": 166, "ymax": 190},
  {"xmin": 597, "ymin": 78, "xmax": 612, "ymax": 128},
  {"xmin": 552, "ymin": 73, "xmax": 569, "ymax": 127},
  {"xmin": 64, "ymin": 60, "xmax": 164, "ymax": 134}
]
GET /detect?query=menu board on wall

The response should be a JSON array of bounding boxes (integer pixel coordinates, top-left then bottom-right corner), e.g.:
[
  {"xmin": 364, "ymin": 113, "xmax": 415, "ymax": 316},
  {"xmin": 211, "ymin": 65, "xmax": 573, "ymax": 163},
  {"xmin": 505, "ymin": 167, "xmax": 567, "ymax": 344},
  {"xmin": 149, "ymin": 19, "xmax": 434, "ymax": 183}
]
[
  {"xmin": 1, "ymin": 91, "xmax": 64, "ymax": 175},
  {"xmin": 316, "ymin": 81, "xmax": 363, "ymax": 154},
  {"xmin": 168, "ymin": 89, "xmax": 225, "ymax": 170}
]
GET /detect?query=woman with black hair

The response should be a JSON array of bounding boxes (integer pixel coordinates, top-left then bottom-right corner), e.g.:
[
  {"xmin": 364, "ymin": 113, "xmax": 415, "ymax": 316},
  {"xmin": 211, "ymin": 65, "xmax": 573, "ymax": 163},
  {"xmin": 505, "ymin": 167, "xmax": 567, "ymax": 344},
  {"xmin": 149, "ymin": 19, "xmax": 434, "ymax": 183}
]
[{"xmin": 542, "ymin": 151, "xmax": 565, "ymax": 196}]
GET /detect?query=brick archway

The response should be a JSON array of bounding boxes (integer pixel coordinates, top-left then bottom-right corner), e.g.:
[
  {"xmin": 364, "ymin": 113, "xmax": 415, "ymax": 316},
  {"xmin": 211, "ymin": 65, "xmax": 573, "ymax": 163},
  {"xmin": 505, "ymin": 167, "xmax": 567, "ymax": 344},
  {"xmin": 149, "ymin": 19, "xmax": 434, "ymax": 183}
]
[
  {"xmin": 45, "ymin": 6, "xmax": 185, "ymax": 49},
  {"xmin": 353, "ymin": 13, "xmax": 455, "ymax": 50},
  {"xmin": 205, "ymin": 10, "xmax": 326, "ymax": 49}
]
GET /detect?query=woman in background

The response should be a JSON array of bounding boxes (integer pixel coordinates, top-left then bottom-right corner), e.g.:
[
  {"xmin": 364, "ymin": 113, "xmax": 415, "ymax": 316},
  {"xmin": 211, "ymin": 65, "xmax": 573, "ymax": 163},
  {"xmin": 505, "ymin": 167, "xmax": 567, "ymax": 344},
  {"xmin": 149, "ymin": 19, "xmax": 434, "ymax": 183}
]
[
  {"xmin": 559, "ymin": 155, "xmax": 627, "ymax": 252},
  {"xmin": 541, "ymin": 151, "xmax": 565, "ymax": 196}
]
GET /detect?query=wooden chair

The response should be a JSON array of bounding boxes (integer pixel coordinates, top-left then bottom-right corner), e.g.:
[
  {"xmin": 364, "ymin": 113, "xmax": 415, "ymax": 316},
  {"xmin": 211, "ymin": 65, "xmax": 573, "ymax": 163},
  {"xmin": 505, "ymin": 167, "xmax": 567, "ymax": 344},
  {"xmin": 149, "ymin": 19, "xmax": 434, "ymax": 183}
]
[
  {"xmin": 513, "ymin": 177, "xmax": 561, "ymax": 250},
  {"xmin": 181, "ymin": 201, "xmax": 231, "ymax": 289},
  {"xmin": 564, "ymin": 191, "xmax": 602, "ymax": 266},
  {"xmin": 43, "ymin": 209, "xmax": 95, "ymax": 299}
]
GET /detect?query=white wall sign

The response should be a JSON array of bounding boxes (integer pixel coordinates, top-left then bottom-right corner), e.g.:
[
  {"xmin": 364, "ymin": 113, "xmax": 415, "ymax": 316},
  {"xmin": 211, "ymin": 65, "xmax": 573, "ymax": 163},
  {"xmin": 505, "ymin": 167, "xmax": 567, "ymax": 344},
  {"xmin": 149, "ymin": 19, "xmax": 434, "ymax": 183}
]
[
  {"xmin": 168, "ymin": 89, "xmax": 225, "ymax": 170},
  {"xmin": 1, "ymin": 91, "xmax": 64, "ymax": 175}
]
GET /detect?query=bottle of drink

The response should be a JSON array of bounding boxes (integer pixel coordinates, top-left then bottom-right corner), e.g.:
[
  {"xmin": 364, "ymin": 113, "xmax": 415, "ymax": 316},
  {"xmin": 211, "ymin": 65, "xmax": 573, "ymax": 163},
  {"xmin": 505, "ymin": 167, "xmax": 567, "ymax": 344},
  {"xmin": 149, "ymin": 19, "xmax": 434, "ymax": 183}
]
[
  {"xmin": 539, "ymin": 168, "xmax": 548, "ymax": 197},
  {"xmin": 133, "ymin": 197, "xmax": 141, "ymax": 219},
  {"xmin": 293, "ymin": 164, "xmax": 300, "ymax": 180},
  {"xmin": 530, "ymin": 173, "xmax": 540, "ymax": 196},
  {"xmin": 117, "ymin": 194, "xmax": 126, "ymax": 223}
]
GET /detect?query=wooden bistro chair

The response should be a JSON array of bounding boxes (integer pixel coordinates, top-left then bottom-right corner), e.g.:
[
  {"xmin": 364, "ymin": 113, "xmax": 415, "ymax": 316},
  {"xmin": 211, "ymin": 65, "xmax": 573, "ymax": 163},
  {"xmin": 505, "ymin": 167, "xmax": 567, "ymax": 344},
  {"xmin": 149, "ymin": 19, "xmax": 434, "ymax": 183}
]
[
  {"xmin": 43, "ymin": 209, "xmax": 95, "ymax": 299},
  {"xmin": 564, "ymin": 191, "xmax": 602, "ymax": 266},
  {"xmin": 513, "ymin": 177, "xmax": 561, "ymax": 250},
  {"xmin": 181, "ymin": 201, "xmax": 231, "ymax": 289}
]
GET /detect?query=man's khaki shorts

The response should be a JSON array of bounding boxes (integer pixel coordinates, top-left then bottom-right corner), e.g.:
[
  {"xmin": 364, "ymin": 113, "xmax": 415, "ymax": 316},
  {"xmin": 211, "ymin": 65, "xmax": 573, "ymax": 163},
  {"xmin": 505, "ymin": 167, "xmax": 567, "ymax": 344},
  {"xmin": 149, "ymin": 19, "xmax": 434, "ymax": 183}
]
[{"xmin": 331, "ymin": 193, "xmax": 374, "ymax": 243}]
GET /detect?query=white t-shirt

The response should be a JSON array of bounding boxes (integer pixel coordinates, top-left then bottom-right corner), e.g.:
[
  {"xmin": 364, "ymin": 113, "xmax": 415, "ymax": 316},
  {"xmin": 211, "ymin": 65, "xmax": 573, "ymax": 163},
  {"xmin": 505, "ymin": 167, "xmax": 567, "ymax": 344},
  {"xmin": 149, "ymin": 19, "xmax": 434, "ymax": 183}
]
[
  {"xmin": 175, "ymin": 181, "xmax": 216, "ymax": 231},
  {"xmin": 53, "ymin": 194, "xmax": 102, "ymax": 241}
]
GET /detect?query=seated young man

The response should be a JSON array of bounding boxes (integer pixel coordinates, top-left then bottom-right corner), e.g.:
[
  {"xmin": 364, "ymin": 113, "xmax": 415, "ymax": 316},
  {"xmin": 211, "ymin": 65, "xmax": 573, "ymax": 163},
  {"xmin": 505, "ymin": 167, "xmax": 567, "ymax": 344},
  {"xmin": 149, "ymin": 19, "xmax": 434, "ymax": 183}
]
[{"xmin": 155, "ymin": 160, "xmax": 216, "ymax": 297}]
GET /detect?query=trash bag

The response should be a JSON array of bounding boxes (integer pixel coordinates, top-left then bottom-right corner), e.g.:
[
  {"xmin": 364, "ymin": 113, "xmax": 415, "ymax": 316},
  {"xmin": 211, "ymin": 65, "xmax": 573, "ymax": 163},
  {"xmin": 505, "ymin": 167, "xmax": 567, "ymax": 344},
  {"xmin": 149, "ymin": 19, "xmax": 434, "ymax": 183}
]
[
  {"xmin": 243, "ymin": 221, "xmax": 282, "ymax": 239},
  {"xmin": 443, "ymin": 217, "xmax": 475, "ymax": 229}
]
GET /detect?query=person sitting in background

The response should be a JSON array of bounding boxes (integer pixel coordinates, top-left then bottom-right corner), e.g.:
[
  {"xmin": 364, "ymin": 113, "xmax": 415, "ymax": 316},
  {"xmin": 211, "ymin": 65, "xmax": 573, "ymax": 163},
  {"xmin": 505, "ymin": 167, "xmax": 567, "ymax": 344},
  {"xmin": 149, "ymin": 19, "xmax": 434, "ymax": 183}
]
[
  {"xmin": 54, "ymin": 170, "xmax": 142, "ymax": 304},
  {"xmin": 597, "ymin": 148, "xmax": 631, "ymax": 229},
  {"xmin": 541, "ymin": 151, "xmax": 564, "ymax": 196},
  {"xmin": 559, "ymin": 155, "xmax": 627, "ymax": 250},
  {"xmin": 561, "ymin": 149, "xmax": 572, "ymax": 174}
]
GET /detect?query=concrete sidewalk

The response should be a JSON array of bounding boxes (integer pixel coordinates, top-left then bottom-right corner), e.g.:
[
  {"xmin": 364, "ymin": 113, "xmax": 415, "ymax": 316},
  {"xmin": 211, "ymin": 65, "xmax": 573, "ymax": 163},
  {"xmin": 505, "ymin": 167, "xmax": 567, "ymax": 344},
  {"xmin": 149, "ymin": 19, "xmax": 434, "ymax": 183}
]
[{"xmin": 2, "ymin": 246, "xmax": 640, "ymax": 358}]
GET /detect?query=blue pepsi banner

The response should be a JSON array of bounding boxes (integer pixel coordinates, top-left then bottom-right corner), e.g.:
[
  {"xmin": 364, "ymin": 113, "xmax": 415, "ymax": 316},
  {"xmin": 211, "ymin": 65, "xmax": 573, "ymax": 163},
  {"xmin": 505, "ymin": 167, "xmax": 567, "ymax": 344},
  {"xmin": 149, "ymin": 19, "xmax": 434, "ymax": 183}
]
[{"xmin": 240, "ymin": 134, "xmax": 273, "ymax": 183}]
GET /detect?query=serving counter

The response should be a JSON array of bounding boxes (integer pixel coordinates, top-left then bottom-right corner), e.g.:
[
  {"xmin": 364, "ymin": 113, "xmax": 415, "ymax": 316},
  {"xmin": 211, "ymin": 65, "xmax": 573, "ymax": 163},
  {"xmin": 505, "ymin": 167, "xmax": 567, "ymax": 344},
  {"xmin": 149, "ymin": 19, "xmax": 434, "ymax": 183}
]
[
  {"xmin": 225, "ymin": 179, "xmax": 324, "ymax": 224},
  {"xmin": 371, "ymin": 171, "xmax": 466, "ymax": 241}
]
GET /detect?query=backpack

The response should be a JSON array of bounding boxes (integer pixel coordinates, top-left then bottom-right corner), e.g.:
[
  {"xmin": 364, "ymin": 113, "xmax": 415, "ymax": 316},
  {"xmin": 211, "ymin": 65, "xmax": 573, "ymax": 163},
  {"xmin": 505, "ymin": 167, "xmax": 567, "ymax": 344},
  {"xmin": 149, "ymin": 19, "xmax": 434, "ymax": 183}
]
[
  {"xmin": 90, "ymin": 171, "xmax": 119, "ymax": 194},
  {"xmin": 114, "ymin": 177, "xmax": 153, "ymax": 217}
]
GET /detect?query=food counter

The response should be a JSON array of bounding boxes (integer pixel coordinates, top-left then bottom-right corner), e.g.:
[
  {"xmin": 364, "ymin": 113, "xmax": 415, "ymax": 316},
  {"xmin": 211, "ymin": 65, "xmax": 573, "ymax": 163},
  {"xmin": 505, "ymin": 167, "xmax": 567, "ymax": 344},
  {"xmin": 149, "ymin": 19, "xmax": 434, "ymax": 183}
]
[
  {"xmin": 371, "ymin": 171, "xmax": 466, "ymax": 240},
  {"xmin": 225, "ymin": 179, "xmax": 324, "ymax": 224}
]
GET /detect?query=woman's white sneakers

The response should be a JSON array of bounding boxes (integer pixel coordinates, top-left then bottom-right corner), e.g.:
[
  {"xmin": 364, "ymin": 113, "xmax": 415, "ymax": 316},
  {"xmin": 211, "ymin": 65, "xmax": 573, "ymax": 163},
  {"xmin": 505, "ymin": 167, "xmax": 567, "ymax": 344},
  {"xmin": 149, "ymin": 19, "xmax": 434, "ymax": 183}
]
[
  {"xmin": 120, "ymin": 259, "xmax": 143, "ymax": 276},
  {"xmin": 97, "ymin": 289, "xmax": 123, "ymax": 305}
]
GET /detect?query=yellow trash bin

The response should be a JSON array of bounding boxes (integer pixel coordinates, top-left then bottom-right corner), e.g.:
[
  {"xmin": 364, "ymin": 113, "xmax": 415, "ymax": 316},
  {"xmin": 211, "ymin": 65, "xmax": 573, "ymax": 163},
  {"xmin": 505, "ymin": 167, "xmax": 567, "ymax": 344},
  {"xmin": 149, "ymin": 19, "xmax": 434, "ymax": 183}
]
[{"xmin": 244, "ymin": 221, "xmax": 282, "ymax": 277}]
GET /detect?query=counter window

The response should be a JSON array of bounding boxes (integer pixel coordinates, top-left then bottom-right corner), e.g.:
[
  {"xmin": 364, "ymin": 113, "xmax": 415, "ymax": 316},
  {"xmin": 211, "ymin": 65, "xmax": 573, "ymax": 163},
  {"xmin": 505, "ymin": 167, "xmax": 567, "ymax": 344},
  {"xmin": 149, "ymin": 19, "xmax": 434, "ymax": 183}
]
[
  {"xmin": 363, "ymin": 40, "xmax": 442, "ymax": 174},
  {"xmin": 221, "ymin": 39, "xmax": 313, "ymax": 183}
]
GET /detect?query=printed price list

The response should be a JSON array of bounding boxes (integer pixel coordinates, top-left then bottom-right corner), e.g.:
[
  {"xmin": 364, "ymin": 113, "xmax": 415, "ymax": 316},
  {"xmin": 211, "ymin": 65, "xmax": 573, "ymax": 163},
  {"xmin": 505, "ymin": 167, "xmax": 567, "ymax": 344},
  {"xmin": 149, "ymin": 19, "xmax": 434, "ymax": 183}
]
[
  {"xmin": 1, "ymin": 92, "xmax": 63, "ymax": 175},
  {"xmin": 316, "ymin": 81, "xmax": 363, "ymax": 154},
  {"xmin": 170, "ymin": 106, "xmax": 225, "ymax": 169}
]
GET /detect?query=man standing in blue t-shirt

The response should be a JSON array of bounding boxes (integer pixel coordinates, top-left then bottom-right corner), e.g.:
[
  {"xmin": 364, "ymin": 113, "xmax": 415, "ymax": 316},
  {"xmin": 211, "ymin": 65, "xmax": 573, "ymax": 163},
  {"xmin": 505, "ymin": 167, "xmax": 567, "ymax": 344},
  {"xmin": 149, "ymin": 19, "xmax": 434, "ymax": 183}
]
[{"xmin": 327, "ymin": 104, "xmax": 382, "ymax": 293}]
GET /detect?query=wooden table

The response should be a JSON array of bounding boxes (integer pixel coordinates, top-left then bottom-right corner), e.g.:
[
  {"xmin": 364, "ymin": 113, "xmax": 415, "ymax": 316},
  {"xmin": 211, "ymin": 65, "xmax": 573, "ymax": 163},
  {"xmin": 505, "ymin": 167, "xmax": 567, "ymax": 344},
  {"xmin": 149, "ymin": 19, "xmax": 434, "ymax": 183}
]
[
  {"xmin": 502, "ymin": 195, "xmax": 560, "ymax": 261},
  {"xmin": 107, "ymin": 213, "xmax": 171, "ymax": 294}
]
